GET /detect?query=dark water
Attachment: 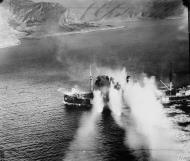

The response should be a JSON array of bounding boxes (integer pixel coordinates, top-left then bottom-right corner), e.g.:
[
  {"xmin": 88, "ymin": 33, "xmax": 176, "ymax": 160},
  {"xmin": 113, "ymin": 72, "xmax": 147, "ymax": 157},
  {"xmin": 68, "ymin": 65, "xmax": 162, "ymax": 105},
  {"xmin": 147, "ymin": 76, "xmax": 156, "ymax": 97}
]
[
  {"xmin": 0, "ymin": 79, "xmax": 143, "ymax": 161},
  {"xmin": 0, "ymin": 19, "xmax": 189, "ymax": 160},
  {"xmin": 0, "ymin": 78, "xmax": 189, "ymax": 161}
]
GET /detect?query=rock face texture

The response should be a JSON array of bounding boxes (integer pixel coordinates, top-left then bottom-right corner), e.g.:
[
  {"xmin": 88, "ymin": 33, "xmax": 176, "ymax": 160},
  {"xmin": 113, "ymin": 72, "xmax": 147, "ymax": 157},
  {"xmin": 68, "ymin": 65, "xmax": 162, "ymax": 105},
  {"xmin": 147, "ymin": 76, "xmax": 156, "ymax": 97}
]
[
  {"xmin": 9, "ymin": 0, "xmax": 66, "ymax": 26},
  {"xmin": 3, "ymin": 0, "xmax": 185, "ymax": 35},
  {"xmin": 74, "ymin": 0, "xmax": 184, "ymax": 21},
  {"xmin": 5, "ymin": 0, "xmax": 66, "ymax": 34}
]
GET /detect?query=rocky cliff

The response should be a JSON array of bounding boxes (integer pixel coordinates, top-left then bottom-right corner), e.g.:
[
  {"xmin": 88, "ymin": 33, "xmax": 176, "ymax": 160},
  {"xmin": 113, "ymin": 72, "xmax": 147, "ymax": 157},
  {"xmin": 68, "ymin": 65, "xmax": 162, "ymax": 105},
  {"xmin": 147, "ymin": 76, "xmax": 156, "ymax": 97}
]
[
  {"xmin": 3, "ymin": 0, "xmax": 185, "ymax": 36},
  {"xmin": 76, "ymin": 0, "xmax": 184, "ymax": 21}
]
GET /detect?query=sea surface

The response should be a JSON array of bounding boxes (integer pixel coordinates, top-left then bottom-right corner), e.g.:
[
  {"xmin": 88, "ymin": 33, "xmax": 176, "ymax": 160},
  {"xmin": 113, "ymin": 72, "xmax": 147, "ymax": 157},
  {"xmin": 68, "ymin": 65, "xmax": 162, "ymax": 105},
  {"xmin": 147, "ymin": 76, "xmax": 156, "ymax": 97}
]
[
  {"xmin": 0, "ymin": 18, "xmax": 189, "ymax": 161},
  {"xmin": 0, "ymin": 77, "xmax": 190, "ymax": 161}
]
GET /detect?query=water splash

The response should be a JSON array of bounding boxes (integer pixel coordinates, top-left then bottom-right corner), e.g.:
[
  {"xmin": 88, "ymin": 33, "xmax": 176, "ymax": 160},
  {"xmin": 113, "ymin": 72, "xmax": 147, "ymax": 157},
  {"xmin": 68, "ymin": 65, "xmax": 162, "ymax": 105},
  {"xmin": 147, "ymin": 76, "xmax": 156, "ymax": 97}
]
[
  {"xmin": 123, "ymin": 77, "xmax": 182, "ymax": 161},
  {"xmin": 64, "ymin": 90, "xmax": 104, "ymax": 161},
  {"xmin": 109, "ymin": 82, "xmax": 124, "ymax": 127},
  {"xmin": 0, "ymin": 6, "xmax": 21, "ymax": 48},
  {"xmin": 62, "ymin": 67, "xmax": 184, "ymax": 160},
  {"xmin": 75, "ymin": 90, "xmax": 104, "ymax": 140},
  {"xmin": 98, "ymin": 67, "xmax": 183, "ymax": 160},
  {"xmin": 109, "ymin": 82, "xmax": 123, "ymax": 116},
  {"xmin": 92, "ymin": 90, "xmax": 104, "ymax": 113},
  {"xmin": 179, "ymin": 8, "xmax": 188, "ymax": 32}
]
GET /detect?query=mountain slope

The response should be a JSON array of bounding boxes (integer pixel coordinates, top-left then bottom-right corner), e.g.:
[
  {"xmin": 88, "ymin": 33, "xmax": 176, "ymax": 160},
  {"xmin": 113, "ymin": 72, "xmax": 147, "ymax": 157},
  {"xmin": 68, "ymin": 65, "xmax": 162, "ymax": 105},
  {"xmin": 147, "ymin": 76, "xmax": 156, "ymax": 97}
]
[
  {"xmin": 9, "ymin": 0, "xmax": 66, "ymax": 26},
  {"xmin": 70, "ymin": 0, "xmax": 184, "ymax": 21},
  {"xmin": 3, "ymin": 0, "xmax": 185, "ymax": 36}
]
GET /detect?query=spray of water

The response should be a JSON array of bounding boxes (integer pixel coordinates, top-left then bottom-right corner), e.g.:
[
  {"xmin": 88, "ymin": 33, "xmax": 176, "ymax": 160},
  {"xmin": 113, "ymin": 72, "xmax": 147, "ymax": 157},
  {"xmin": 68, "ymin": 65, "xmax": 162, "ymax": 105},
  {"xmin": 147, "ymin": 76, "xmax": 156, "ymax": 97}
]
[
  {"xmin": 62, "ymin": 66, "xmax": 183, "ymax": 160},
  {"xmin": 0, "ymin": 6, "xmax": 21, "ymax": 48},
  {"xmin": 123, "ymin": 76, "xmax": 182, "ymax": 161},
  {"xmin": 179, "ymin": 8, "xmax": 188, "ymax": 32},
  {"xmin": 109, "ymin": 83, "xmax": 123, "ymax": 116},
  {"xmin": 97, "ymin": 67, "xmax": 183, "ymax": 160},
  {"xmin": 64, "ymin": 90, "xmax": 104, "ymax": 161},
  {"xmin": 109, "ymin": 82, "xmax": 124, "ymax": 127}
]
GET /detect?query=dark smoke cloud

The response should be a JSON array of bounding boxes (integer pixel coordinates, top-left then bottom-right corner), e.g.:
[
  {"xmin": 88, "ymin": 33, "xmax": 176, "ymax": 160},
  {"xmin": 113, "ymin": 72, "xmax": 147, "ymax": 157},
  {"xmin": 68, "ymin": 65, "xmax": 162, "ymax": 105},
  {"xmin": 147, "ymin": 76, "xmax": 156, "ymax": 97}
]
[{"xmin": 182, "ymin": 0, "xmax": 189, "ymax": 8}]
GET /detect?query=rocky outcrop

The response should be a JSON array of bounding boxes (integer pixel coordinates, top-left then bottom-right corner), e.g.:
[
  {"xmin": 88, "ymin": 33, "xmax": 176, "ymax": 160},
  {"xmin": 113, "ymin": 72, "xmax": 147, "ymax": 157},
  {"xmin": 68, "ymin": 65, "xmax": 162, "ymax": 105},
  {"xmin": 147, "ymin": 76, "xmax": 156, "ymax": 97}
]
[
  {"xmin": 3, "ymin": 0, "xmax": 184, "ymax": 36},
  {"xmin": 75, "ymin": 0, "xmax": 184, "ymax": 21},
  {"xmin": 8, "ymin": 0, "xmax": 66, "ymax": 26},
  {"xmin": 5, "ymin": 0, "xmax": 101, "ymax": 35}
]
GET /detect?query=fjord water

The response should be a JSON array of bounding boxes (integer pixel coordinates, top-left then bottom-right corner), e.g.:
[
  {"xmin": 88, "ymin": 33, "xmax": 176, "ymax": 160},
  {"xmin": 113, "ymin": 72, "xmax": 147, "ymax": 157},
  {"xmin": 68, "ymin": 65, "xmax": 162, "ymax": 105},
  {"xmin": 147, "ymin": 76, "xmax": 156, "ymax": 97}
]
[{"xmin": 0, "ymin": 18, "xmax": 189, "ymax": 161}]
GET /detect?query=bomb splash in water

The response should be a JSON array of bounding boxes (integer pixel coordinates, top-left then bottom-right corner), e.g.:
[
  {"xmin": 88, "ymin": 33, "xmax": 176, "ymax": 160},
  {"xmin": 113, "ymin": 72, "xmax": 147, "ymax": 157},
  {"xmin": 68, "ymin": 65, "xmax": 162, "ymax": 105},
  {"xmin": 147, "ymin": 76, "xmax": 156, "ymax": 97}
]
[
  {"xmin": 62, "ymin": 67, "xmax": 185, "ymax": 161},
  {"xmin": 64, "ymin": 90, "xmax": 104, "ymax": 161},
  {"xmin": 123, "ymin": 77, "xmax": 182, "ymax": 161},
  {"xmin": 109, "ymin": 81, "xmax": 124, "ymax": 127},
  {"xmin": 98, "ymin": 68, "xmax": 184, "ymax": 161}
]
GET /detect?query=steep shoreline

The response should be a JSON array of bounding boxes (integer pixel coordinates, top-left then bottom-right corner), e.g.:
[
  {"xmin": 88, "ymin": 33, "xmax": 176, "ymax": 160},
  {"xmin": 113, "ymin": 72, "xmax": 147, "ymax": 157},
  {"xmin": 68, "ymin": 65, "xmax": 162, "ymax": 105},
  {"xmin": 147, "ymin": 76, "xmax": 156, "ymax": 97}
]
[{"xmin": 1, "ymin": 0, "xmax": 185, "ymax": 37}]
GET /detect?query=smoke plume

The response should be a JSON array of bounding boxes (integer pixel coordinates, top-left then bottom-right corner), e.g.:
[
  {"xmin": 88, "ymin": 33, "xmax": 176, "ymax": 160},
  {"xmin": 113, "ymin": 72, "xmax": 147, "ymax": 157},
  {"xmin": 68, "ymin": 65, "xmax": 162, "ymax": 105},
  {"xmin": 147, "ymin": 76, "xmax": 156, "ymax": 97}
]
[
  {"xmin": 123, "ymin": 77, "xmax": 181, "ymax": 161},
  {"xmin": 0, "ymin": 6, "xmax": 21, "ymax": 49},
  {"xmin": 64, "ymin": 90, "xmax": 104, "ymax": 161}
]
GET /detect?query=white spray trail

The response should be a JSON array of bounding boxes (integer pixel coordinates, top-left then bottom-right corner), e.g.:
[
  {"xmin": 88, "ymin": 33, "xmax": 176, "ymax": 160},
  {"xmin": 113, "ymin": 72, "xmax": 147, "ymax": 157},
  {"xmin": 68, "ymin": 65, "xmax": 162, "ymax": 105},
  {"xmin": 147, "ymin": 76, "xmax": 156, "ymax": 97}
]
[
  {"xmin": 109, "ymin": 83, "xmax": 123, "ymax": 116},
  {"xmin": 64, "ymin": 90, "xmax": 104, "ymax": 161},
  {"xmin": 92, "ymin": 90, "xmax": 104, "ymax": 114},
  {"xmin": 179, "ymin": 8, "xmax": 188, "ymax": 32},
  {"xmin": 0, "ymin": 6, "xmax": 21, "ymax": 48},
  {"xmin": 99, "ymin": 67, "xmax": 183, "ymax": 160},
  {"xmin": 123, "ymin": 77, "xmax": 182, "ymax": 161},
  {"xmin": 109, "ymin": 82, "xmax": 124, "ymax": 127}
]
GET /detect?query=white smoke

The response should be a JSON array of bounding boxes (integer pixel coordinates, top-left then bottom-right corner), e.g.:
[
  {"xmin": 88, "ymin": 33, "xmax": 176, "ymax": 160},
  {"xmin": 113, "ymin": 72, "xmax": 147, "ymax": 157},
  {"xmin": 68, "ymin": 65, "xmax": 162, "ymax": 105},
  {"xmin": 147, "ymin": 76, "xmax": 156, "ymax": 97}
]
[
  {"xmin": 63, "ymin": 67, "xmax": 184, "ymax": 161},
  {"xmin": 123, "ymin": 76, "xmax": 182, "ymax": 161},
  {"xmin": 0, "ymin": 6, "xmax": 21, "ymax": 48},
  {"xmin": 98, "ymin": 67, "xmax": 183, "ymax": 161},
  {"xmin": 64, "ymin": 90, "xmax": 104, "ymax": 161},
  {"xmin": 58, "ymin": 86, "xmax": 85, "ymax": 95},
  {"xmin": 178, "ymin": 8, "xmax": 188, "ymax": 35},
  {"xmin": 109, "ymin": 83, "xmax": 123, "ymax": 116},
  {"xmin": 109, "ymin": 82, "xmax": 124, "ymax": 127}
]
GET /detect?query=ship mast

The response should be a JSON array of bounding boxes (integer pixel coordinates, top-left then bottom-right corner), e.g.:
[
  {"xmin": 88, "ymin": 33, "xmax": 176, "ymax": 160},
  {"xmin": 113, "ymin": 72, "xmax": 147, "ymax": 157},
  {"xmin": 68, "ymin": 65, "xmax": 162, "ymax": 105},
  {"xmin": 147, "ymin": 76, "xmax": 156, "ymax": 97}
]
[{"xmin": 89, "ymin": 65, "xmax": 93, "ymax": 92}]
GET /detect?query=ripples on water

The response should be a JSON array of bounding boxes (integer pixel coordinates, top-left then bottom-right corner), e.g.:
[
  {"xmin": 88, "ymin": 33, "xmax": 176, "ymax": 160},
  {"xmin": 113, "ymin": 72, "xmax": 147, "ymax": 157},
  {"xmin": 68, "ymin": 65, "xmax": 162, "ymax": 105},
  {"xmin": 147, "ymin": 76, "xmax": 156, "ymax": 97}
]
[
  {"xmin": 165, "ymin": 104, "xmax": 190, "ymax": 161},
  {"xmin": 0, "ymin": 13, "xmax": 188, "ymax": 160},
  {"xmin": 0, "ymin": 77, "xmax": 190, "ymax": 161}
]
